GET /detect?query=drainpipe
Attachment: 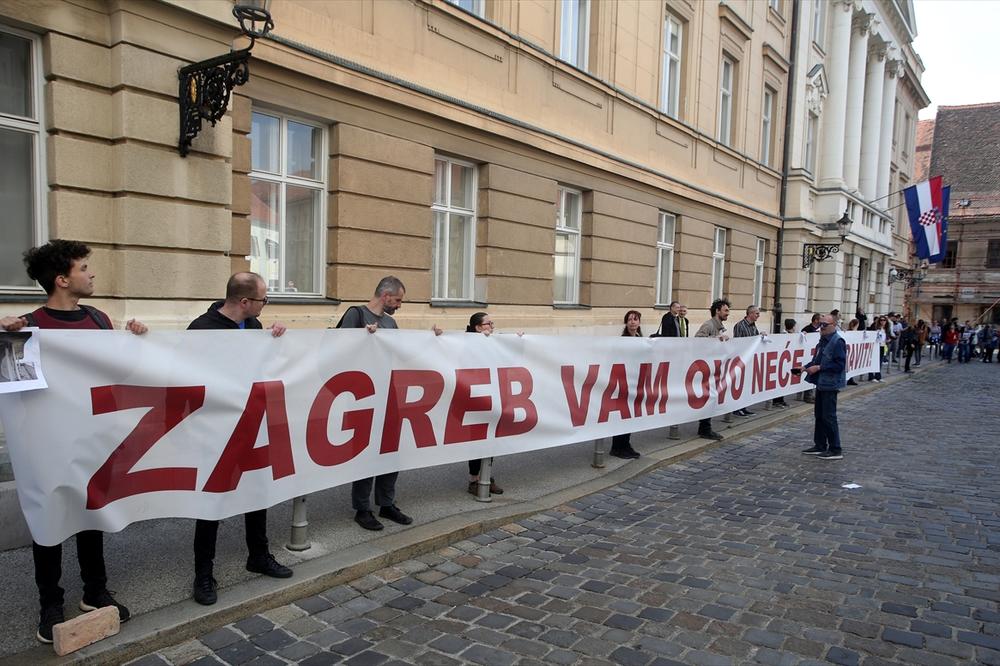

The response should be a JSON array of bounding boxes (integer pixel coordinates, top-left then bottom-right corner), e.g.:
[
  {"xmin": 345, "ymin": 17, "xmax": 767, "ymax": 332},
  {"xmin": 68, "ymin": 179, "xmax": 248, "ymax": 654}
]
[{"xmin": 773, "ymin": 0, "xmax": 801, "ymax": 333}]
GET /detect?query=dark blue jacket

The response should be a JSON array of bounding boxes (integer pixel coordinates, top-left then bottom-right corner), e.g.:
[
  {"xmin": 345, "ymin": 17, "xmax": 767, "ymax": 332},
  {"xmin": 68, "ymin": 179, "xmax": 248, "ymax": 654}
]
[{"xmin": 804, "ymin": 331, "xmax": 847, "ymax": 391}]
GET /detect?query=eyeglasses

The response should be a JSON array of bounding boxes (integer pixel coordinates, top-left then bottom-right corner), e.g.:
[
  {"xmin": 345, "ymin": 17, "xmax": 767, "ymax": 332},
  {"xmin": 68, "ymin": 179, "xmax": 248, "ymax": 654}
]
[{"xmin": 244, "ymin": 297, "xmax": 269, "ymax": 305}]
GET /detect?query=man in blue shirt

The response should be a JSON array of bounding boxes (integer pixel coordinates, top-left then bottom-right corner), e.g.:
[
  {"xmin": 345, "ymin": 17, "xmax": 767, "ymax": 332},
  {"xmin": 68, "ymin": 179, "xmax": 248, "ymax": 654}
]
[{"xmin": 800, "ymin": 314, "xmax": 847, "ymax": 460}]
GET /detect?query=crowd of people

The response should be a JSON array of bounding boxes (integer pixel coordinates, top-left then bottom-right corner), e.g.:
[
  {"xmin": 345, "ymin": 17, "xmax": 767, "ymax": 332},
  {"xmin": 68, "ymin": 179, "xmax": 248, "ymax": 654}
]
[{"xmin": 2, "ymin": 237, "xmax": 994, "ymax": 646}]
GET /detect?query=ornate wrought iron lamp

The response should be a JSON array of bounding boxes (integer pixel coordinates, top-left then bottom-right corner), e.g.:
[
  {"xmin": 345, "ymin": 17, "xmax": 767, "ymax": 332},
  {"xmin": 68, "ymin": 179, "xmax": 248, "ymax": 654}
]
[
  {"xmin": 887, "ymin": 266, "xmax": 925, "ymax": 287},
  {"xmin": 177, "ymin": 4, "xmax": 274, "ymax": 156},
  {"xmin": 802, "ymin": 210, "xmax": 852, "ymax": 269}
]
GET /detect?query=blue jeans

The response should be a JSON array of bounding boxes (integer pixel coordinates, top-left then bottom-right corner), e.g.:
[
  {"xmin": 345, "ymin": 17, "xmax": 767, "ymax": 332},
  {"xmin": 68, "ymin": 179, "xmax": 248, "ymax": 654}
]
[
  {"xmin": 813, "ymin": 390, "xmax": 841, "ymax": 454},
  {"xmin": 942, "ymin": 343, "xmax": 955, "ymax": 361}
]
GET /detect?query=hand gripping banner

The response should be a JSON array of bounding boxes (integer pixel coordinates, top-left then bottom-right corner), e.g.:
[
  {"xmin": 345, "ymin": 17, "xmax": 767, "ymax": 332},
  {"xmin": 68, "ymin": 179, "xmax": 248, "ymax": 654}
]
[{"xmin": 0, "ymin": 329, "xmax": 878, "ymax": 545}]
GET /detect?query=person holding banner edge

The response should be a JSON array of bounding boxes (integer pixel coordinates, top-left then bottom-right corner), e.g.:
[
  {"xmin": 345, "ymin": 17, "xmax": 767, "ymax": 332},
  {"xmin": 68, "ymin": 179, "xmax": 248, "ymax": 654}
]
[
  {"xmin": 187, "ymin": 272, "xmax": 293, "ymax": 606},
  {"xmin": 336, "ymin": 276, "xmax": 415, "ymax": 532},
  {"xmin": 463, "ymin": 312, "xmax": 508, "ymax": 489},
  {"xmin": 1, "ymin": 239, "xmax": 146, "ymax": 643},
  {"xmin": 609, "ymin": 310, "xmax": 643, "ymax": 459}
]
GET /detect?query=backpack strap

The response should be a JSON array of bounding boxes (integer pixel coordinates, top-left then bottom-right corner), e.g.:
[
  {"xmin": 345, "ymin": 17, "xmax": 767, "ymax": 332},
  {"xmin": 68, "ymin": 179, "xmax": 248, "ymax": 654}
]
[
  {"xmin": 23, "ymin": 310, "xmax": 38, "ymax": 327},
  {"xmin": 334, "ymin": 305, "xmax": 360, "ymax": 329},
  {"xmin": 80, "ymin": 304, "xmax": 112, "ymax": 330}
]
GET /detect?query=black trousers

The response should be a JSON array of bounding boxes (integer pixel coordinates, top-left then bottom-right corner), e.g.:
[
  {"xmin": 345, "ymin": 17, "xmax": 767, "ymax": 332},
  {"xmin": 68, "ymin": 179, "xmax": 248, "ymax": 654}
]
[
  {"xmin": 194, "ymin": 509, "xmax": 269, "ymax": 574},
  {"xmin": 33, "ymin": 531, "xmax": 107, "ymax": 609},
  {"xmin": 610, "ymin": 433, "xmax": 632, "ymax": 452},
  {"xmin": 351, "ymin": 473, "xmax": 398, "ymax": 512},
  {"xmin": 812, "ymin": 390, "xmax": 841, "ymax": 454},
  {"xmin": 698, "ymin": 418, "xmax": 713, "ymax": 433}
]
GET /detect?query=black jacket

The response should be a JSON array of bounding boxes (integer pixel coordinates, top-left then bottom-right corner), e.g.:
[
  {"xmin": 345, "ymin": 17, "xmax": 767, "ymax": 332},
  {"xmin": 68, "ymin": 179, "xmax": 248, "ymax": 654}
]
[
  {"xmin": 187, "ymin": 300, "xmax": 263, "ymax": 330},
  {"xmin": 655, "ymin": 314, "xmax": 689, "ymax": 338}
]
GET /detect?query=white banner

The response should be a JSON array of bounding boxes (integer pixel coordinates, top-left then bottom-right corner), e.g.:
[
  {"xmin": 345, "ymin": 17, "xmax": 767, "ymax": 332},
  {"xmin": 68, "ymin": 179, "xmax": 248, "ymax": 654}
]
[{"xmin": 0, "ymin": 329, "xmax": 878, "ymax": 546}]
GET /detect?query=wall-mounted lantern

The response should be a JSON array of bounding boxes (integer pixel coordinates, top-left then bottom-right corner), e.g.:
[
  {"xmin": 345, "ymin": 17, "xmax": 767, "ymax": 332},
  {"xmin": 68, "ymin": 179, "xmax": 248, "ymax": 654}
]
[
  {"xmin": 802, "ymin": 210, "xmax": 852, "ymax": 269},
  {"xmin": 178, "ymin": 4, "xmax": 274, "ymax": 156}
]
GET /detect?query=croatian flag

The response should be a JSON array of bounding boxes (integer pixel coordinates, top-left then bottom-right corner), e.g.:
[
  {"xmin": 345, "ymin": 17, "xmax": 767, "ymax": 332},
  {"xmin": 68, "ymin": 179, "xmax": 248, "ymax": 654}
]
[{"xmin": 903, "ymin": 176, "xmax": 950, "ymax": 262}]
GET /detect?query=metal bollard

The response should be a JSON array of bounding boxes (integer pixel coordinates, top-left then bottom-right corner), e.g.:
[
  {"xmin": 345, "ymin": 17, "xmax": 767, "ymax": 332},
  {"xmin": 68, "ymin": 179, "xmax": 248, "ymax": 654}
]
[
  {"xmin": 286, "ymin": 496, "xmax": 311, "ymax": 552},
  {"xmin": 592, "ymin": 439, "xmax": 606, "ymax": 468},
  {"xmin": 668, "ymin": 425, "xmax": 680, "ymax": 440},
  {"xmin": 475, "ymin": 458, "xmax": 493, "ymax": 503}
]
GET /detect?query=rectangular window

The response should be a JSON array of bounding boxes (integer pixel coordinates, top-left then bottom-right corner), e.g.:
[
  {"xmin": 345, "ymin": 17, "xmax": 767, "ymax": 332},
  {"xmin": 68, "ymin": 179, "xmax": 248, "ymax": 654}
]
[
  {"xmin": 753, "ymin": 238, "xmax": 766, "ymax": 307},
  {"xmin": 903, "ymin": 112, "xmax": 912, "ymax": 155},
  {"xmin": 249, "ymin": 111, "xmax": 326, "ymax": 296},
  {"xmin": 761, "ymin": 87, "xmax": 775, "ymax": 166},
  {"xmin": 1, "ymin": 27, "xmax": 45, "ymax": 291},
  {"xmin": 942, "ymin": 240, "xmax": 959, "ymax": 269},
  {"xmin": 805, "ymin": 112, "xmax": 818, "ymax": 173},
  {"xmin": 987, "ymin": 240, "xmax": 1000, "ymax": 268},
  {"xmin": 718, "ymin": 57, "xmax": 734, "ymax": 146},
  {"xmin": 432, "ymin": 157, "xmax": 477, "ymax": 301},
  {"xmin": 769, "ymin": 0, "xmax": 781, "ymax": 12},
  {"xmin": 711, "ymin": 227, "xmax": 727, "ymax": 301},
  {"xmin": 554, "ymin": 187, "xmax": 583, "ymax": 304},
  {"xmin": 660, "ymin": 15, "xmax": 682, "ymax": 118},
  {"xmin": 446, "ymin": 0, "xmax": 484, "ymax": 17},
  {"xmin": 559, "ymin": 0, "xmax": 590, "ymax": 70},
  {"xmin": 655, "ymin": 212, "xmax": 676, "ymax": 305},
  {"xmin": 811, "ymin": 0, "xmax": 826, "ymax": 48}
]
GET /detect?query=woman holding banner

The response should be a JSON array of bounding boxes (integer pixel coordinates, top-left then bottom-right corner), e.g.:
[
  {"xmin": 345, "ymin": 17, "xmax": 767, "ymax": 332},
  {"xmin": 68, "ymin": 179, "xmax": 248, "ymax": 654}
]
[
  {"xmin": 464, "ymin": 312, "xmax": 504, "ymax": 495},
  {"xmin": 608, "ymin": 311, "xmax": 643, "ymax": 459}
]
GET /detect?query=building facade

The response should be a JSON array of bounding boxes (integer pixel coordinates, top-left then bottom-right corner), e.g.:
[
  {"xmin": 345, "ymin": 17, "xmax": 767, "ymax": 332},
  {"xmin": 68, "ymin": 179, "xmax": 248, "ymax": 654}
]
[
  {"xmin": 909, "ymin": 103, "xmax": 1000, "ymax": 325},
  {"xmin": 0, "ymin": 0, "xmax": 925, "ymax": 334},
  {"xmin": 780, "ymin": 0, "xmax": 927, "ymax": 324}
]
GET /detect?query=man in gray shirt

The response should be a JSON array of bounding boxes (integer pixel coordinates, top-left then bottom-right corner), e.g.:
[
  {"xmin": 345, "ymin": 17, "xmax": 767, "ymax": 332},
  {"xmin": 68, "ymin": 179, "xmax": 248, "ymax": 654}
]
[
  {"xmin": 337, "ymin": 276, "xmax": 414, "ymax": 531},
  {"xmin": 732, "ymin": 305, "xmax": 760, "ymax": 416},
  {"xmin": 695, "ymin": 298, "xmax": 731, "ymax": 440}
]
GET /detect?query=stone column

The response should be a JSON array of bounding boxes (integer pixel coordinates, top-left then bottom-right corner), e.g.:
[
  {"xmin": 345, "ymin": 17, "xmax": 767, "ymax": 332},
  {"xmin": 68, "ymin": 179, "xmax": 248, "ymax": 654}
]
[
  {"xmin": 859, "ymin": 42, "xmax": 887, "ymax": 200},
  {"xmin": 876, "ymin": 59, "xmax": 902, "ymax": 201},
  {"xmin": 818, "ymin": 0, "xmax": 855, "ymax": 189},
  {"xmin": 842, "ymin": 11, "xmax": 874, "ymax": 192}
]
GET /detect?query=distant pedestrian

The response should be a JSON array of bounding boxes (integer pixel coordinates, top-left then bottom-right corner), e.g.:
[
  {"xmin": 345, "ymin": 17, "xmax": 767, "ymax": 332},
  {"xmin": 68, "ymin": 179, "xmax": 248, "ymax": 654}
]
[
  {"xmin": 801, "ymin": 314, "xmax": 822, "ymax": 402},
  {"xmin": 942, "ymin": 324, "xmax": 959, "ymax": 363},
  {"xmin": 900, "ymin": 322, "xmax": 917, "ymax": 373},
  {"xmin": 695, "ymin": 299, "xmax": 731, "ymax": 441},
  {"xmin": 914, "ymin": 319, "xmax": 928, "ymax": 366},
  {"xmin": 772, "ymin": 318, "xmax": 796, "ymax": 408},
  {"xmin": 800, "ymin": 314, "xmax": 847, "ymax": 460},
  {"xmin": 979, "ymin": 324, "xmax": 996, "ymax": 363},
  {"xmin": 610, "ymin": 310, "xmax": 643, "ymax": 459},
  {"xmin": 188, "ymin": 272, "xmax": 292, "ymax": 606},
  {"xmin": 337, "ymin": 276, "xmax": 414, "ymax": 532}
]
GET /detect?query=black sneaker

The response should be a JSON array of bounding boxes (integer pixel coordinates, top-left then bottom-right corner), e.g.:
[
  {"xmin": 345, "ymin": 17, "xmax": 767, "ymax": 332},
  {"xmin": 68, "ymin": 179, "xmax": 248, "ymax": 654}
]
[
  {"xmin": 622, "ymin": 447, "xmax": 640, "ymax": 459},
  {"xmin": 193, "ymin": 573, "xmax": 218, "ymax": 606},
  {"xmin": 608, "ymin": 449, "xmax": 632, "ymax": 459},
  {"xmin": 379, "ymin": 505, "xmax": 413, "ymax": 525},
  {"xmin": 80, "ymin": 589, "xmax": 130, "ymax": 623},
  {"xmin": 355, "ymin": 510, "xmax": 384, "ymax": 531},
  {"xmin": 801, "ymin": 447, "xmax": 826, "ymax": 455},
  {"xmin": 36, "ymin": 605, "xmax": 64, "ymax": 644},
  {"xmin": 699, "ymin": 430, "xmax": 724, "ymax": 441},
  {"xmin": 818, "ymin": 451, "xmax": 843, "ymax": 460},
  {"xmin": 247, "ymin": 553, "xmax": 292, "ymax": 579}
]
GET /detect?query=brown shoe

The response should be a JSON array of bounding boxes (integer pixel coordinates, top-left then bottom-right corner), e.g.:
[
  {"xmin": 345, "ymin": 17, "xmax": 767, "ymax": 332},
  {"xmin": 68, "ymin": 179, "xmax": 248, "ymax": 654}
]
[{"xmin": 489, "ymin": 478, "xmax": 504, "ymax": 494}]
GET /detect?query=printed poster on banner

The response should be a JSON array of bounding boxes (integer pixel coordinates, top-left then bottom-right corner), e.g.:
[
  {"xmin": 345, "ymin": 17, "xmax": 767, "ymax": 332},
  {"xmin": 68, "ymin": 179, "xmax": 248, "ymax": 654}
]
[
  {"xmin": 0, "ymin": 329, "xmax": 47, "ymax": 394},
  {"xmin": 0, "ymin": 328, "xmax": 878, "ymax": 546}
]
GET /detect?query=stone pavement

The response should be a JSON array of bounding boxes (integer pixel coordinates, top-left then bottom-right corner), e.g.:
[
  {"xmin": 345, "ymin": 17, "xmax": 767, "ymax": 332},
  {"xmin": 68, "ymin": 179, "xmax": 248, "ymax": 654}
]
[{"xmin": 124, "ymin": 361, "xmax": 1000, "ymax": 666}]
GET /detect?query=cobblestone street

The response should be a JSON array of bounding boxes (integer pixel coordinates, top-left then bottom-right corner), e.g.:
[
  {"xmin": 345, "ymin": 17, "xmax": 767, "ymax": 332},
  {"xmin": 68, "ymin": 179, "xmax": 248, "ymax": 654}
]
[{"xmin": 132, "ymin": 363, "xmax": 1000, "ymax": 666}]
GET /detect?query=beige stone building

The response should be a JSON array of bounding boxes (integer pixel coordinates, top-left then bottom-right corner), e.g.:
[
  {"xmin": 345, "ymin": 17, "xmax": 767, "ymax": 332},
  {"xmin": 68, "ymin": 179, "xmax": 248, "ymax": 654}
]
[{"xmin": 1, "ymin": 0, "xmax": 929, "ymax": 336}]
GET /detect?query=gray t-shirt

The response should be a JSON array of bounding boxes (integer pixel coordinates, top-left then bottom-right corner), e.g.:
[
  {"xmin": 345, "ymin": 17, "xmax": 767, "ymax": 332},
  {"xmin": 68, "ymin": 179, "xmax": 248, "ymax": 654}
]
[{"xmin": 337, "ymin": 305, "xmax": 398, "ymax": 330}]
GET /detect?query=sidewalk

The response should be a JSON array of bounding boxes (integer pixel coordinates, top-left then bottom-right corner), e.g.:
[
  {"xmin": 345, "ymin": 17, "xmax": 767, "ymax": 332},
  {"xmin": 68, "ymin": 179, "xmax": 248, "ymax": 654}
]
[{"xmin": 0, "ymin": 360, "xmax": 942, "ymax": 665}]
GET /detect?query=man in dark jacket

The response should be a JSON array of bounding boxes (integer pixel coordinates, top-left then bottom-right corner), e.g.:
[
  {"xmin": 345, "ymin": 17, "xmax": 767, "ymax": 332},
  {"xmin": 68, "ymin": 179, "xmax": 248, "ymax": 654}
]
[
  {"xmin": 187, "ymin": 272, "xmax": 292, "ymax": 606},
  {"xmin": 800, "ymin": 315, "xmax": 847, "ymax": 460},
  {"xmin": 656, "ymin": 301, "xmax": 688, "ymax": 338}
]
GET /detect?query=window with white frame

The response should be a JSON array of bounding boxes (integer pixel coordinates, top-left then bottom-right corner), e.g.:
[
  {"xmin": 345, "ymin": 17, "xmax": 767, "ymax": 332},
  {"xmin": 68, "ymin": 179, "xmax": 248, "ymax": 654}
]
[
  {"xmin": 768, "ymin": 0, "xmax": 781, "ymax": 14},
  {"xmin": 711, "ymin": 227, "xmax": 727, "ymax": 301},
  {"xmin": 1, "ymin": 27, "xmax": 44, "ymax": 290},
  {"xmin": 753, "ymin": 238, "xmax": 766, "ymax": 307},
  {"xmin": 559, "ymin": 0, "xmax": 590, "ymax": 70},
  {"xmin": 761, "ymin": 87, "xmax": 775, "ymax": 167},
  {"xmin": 718, "ymin": 56, "xmax": 735, "ymax": 146},
  {"xmin": 446, "ymin": 0, "xmax": 484, "ymax": 18},
  {"xmin": 805, "ymin": 112, "xmax": 818, "ymax": 174},
  {"xmin": 432, "ymin": 156, "xmax": 477, "ymax": 300},
  {"xmin": 655, "ymin": 212, "xmax": 676, "ymax": 305},
  {"xmin": 660, "ymin": 15, "xmax": 682, "ymax": 118},
  {"xmin": 554, "ymin": 187, "xmax": 583, "ymax": 304},
  {"xmin": 249, "ymin": 111, "xmax": 326, "ymax": 296},
  {"xmin": 811, "ymin": 0, "xmax": 826, "ymax": 49}
]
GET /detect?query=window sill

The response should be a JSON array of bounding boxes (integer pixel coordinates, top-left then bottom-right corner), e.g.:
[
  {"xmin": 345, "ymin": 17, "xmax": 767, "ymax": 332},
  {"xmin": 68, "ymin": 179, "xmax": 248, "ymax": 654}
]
[
  {"xmin": 653, "ymin": 304, "xmax": 673, "ymax": 310},
  {"xmin": 267, "ymin": 296, "xmax": 342, "ymax": 305},
  {"xmin": 430, "ymin": 300, "xmax": 489, "ymax": 308},
  {"xmin": 0, "ymin": 292, "xmax": 46, "ymax": 303},
  {"xmin": 553, "ymin": 303, "xmax": 591, "ymax": 310}
]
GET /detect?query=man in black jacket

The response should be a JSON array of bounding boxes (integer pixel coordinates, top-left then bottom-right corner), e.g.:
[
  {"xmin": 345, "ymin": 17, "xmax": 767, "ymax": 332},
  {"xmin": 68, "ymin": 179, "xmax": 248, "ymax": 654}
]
[
  {"xmin": 656, "ymin": 301, "xmax": 689, "ymax": 338},
  {"xmin": 187, "ymin": 272, "xmax": 292, "ymax": 606}
]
